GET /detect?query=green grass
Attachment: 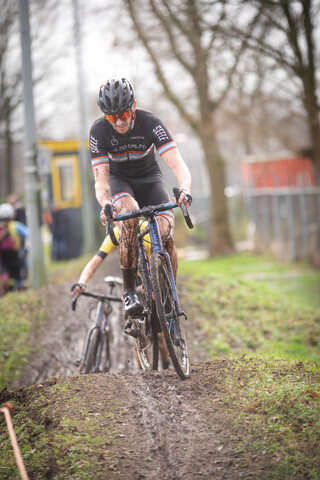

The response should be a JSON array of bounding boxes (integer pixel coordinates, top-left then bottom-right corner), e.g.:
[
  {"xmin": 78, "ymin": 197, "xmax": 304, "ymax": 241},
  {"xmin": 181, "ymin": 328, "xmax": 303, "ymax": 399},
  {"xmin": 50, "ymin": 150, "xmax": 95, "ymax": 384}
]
[
  {"xmin": 0, "ymin": 376, "xmax": 121, "ymax": 479},
  {"xmin": 220, "ymin": 354, "xmax": 320, "ymax": 479},
  {"xmin": 179, "ymin": 252, "xmax": 320, "ymax": 308},
  {"xmin": 0, "ymin": 255, "xmax": 92, "ymax": 390},
  {"xmin": 179, "ymin": 252, "xmax": 320, "ymax": 362},
  {"xmin": 0, "ymin": 291, "xmax": 45, "ymax": 388}
]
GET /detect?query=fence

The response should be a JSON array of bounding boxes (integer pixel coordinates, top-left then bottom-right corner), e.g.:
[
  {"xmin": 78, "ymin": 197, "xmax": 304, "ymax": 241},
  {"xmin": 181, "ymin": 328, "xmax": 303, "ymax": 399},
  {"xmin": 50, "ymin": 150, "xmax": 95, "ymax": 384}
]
[{"xmin": 244, "ymin": 185, "xmax": 320, "ymax": 265}]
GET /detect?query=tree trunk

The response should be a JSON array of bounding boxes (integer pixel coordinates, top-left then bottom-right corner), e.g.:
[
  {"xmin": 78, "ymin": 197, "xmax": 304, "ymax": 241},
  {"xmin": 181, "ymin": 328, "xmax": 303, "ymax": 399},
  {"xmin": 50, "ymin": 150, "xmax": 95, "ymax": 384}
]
[
  {"xmin": 306, "ymin": 104, "xmax": 320, "ymax": 185},
  {"xmin": 302, "ymin": 71, "xmax": 320, "ymax": 185},
  {"xmin": 199, "ymin": 118, "xmax": 234, "ymax": 256},
  {"xmin": 5, "ymin": 130, "xmax": 13, "ymax": 196}
]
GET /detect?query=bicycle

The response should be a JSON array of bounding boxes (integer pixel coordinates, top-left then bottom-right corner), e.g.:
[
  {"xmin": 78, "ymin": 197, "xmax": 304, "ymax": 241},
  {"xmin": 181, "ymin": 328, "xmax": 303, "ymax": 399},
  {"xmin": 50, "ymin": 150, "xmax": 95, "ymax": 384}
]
[
  {"xmin": 106, "ymin": 187, "xmax": 194, "ymax": 380},
  {"xmin": 71, "ymin": 276, "xmax": 123, "ymax": 374}
]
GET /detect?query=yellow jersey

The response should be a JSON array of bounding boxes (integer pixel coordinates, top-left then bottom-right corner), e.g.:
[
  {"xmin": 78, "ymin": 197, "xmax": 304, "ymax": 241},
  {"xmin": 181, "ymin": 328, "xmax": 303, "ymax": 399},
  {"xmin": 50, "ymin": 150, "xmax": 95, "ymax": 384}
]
[{"xmin": 97, "ymin": 221, "xmax": 151, "ymax": 258}]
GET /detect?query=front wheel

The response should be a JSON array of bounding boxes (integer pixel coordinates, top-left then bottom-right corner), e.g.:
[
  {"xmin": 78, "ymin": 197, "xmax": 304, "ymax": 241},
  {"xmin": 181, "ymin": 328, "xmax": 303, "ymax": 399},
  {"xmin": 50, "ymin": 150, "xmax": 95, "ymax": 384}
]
[
  {"xmin": 134, "ymin": 259, "xmax": 159, "ymax": 371},
  {"xmin": 150, "ymin": 253, "xmax": 189, "ymax": 379}
]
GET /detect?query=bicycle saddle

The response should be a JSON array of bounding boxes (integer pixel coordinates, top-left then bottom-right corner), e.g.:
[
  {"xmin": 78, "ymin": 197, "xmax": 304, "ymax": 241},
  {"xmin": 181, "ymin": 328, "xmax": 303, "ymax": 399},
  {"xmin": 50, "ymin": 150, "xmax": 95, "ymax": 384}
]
[{"xmin": 104, "ymin": 276, "xmax": 123, "ymax": 286}]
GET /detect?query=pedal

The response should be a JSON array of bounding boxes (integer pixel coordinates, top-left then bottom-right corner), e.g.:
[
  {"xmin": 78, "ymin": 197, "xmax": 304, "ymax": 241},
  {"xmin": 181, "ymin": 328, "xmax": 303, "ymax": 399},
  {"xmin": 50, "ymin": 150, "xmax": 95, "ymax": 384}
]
[{"xmin": 124, "ymin": 318, "xmax": 144, "ymax": 339}]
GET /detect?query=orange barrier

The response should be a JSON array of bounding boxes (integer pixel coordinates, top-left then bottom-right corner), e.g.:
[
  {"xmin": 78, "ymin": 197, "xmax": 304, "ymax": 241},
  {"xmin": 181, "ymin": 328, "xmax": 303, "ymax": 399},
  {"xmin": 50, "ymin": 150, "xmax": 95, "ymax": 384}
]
[{"xmin": 0, "ymin": 402, "xmax": 29, "ymax": 480}]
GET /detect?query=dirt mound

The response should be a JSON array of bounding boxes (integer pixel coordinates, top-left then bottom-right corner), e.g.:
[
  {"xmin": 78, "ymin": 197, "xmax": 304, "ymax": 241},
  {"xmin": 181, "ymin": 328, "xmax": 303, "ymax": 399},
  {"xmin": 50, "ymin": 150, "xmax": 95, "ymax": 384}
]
[{"xmin": 1, "ymin": 361, "xmax": 271, "ymax": 480}]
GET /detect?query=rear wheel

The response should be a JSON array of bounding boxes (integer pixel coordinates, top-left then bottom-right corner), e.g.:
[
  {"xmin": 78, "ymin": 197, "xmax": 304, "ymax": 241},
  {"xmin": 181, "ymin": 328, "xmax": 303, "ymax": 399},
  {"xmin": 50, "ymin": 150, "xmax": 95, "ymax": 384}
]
[
  {"xmin": 83, "ymin": 328, "xmax": 101, "ymax": 374},
  {"xmin": 135, "ymin": 328, "xmax": 159, "ymax": 371},
  {"xmin": 150, "ymin": 253, "xmax": 189, "ymax": 379}
]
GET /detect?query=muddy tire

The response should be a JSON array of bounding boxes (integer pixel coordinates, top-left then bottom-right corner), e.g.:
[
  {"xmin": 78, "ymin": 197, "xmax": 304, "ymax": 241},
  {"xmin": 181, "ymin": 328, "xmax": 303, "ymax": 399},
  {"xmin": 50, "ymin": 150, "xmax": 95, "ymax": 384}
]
[
  {"xmin": 83, "ymin": 328, "xmax": 101, "ymax": 374},
  {"xmin": 101, "ymin": 330, "xmax": 111, "ymax": 372},
  {"xmin": 150, "ymin": 253, "xmax": 189, "ymax": 379},
  {"xmin": 134, "ymin": 258, "xmax": 159, "ymax": 371},
  {"xmin": 135, "ymin": 330, "xmax": 159, "ymax": 370}
]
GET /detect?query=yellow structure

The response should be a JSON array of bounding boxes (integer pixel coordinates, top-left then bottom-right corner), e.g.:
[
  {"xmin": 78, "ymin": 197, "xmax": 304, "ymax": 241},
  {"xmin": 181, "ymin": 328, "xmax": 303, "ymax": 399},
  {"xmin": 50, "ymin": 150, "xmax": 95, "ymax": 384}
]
[{"xmin": 39, "ymin": 140, "xmax": 83, "ymax": 209}]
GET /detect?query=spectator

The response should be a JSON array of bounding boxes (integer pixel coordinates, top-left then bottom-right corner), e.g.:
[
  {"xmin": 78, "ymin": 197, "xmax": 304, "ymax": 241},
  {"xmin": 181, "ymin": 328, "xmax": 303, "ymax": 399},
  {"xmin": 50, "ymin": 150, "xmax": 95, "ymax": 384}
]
[
  {"xmin": 7, "ymin": 193, "xmax": 28, "ymax": 280},
  {"xmin": 0, "ymin": 203, "xmax": 29, "ymax": 295},
  {"xmin": 44, "ymin": 203, "xmax": 67, "ymax": 261},
  {"xmin": 7, "ymin": 193, "xmax": 27, "ymax": 225}
]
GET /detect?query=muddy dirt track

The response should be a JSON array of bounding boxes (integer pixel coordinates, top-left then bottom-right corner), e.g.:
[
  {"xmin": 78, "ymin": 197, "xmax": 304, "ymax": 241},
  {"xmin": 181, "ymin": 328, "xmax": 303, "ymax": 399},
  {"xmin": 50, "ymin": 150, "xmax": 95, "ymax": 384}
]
[
  {"xmin": 4, "ymin": 252, "xmax": 273, "ymax": 479},
  {"xmin": 11, "ymin": 251, "xmax": 207, "ymax": 389}
]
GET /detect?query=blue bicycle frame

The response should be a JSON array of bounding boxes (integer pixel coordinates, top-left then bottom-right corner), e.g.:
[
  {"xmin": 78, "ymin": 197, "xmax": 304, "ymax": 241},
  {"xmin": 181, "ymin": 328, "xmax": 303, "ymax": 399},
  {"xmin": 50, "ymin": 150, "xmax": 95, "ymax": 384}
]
[{"xmin": 114, "ymin": 201, "xmax": 182, "ymax": 317}]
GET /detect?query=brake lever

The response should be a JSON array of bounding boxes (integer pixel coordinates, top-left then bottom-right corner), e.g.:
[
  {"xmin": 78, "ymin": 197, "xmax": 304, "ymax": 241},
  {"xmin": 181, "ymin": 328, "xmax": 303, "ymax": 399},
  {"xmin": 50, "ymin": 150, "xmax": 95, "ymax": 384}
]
[
  {"xmin": 71, "ymin": 294, "xmax": 78, "ymax": 311},
  {"xmin": 104, "ymin": 204, "xmax": 119, "ymax": 246},
  {"xmin": 173, "ymin": 187, "xmax": 194, "ymax": 229}
]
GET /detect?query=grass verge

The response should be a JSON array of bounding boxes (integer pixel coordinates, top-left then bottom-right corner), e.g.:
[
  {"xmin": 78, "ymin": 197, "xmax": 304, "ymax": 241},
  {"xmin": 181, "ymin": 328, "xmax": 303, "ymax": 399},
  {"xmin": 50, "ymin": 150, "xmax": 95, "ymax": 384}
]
[
  {"xmin": 179, "ymin": 252, "xmax": 320, "ymax": 362},
  {"xmin": 0, "ymin": 255, "xmax": 92, "ymax": 390},
  {"xmin": 219, "ymin": 354, "xmax": 320, "ymax": 479},
  {"xmin": 0, "ymin": 375, "xmax": 122, "ymax": 479},
  {"xmin": 0, "ymin": 291, "xmax": 45, "ymax": 388}
]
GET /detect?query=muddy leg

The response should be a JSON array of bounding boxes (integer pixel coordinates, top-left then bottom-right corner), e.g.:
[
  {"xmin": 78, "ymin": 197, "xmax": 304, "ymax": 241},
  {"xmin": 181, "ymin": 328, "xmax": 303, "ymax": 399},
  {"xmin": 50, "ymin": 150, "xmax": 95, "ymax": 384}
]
[{"xmin": 156, "ymin": 215, "xmax": 177, "ymax": 281}]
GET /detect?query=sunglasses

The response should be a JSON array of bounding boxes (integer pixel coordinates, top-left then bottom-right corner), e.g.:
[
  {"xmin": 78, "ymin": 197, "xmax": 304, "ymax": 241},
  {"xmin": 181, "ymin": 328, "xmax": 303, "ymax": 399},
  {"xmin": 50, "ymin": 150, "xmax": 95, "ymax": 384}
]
[{"xmin": 105, "ymin": 110, "xmax": 132, "ymax": 123}]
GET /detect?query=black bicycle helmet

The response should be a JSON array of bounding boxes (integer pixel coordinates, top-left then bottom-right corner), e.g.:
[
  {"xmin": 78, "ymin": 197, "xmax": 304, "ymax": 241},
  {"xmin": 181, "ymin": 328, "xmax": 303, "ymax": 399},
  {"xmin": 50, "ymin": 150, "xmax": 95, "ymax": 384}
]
[{"xmin": 97, "ymin": 76, "xmax": 135, "ymax": 114}]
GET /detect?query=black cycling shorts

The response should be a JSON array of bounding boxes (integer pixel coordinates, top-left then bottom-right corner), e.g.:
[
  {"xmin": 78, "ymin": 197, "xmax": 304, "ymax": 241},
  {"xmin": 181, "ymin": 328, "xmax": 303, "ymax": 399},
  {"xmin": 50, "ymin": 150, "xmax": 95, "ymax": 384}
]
[{"xmin": 110, "ymin": 171, "xmax": 170, "ymax": 209}]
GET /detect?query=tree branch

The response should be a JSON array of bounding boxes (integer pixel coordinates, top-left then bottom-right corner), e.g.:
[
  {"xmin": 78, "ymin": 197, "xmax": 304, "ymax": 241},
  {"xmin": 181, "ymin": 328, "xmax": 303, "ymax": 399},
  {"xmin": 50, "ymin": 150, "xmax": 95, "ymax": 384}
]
[
  {"xmin": 124, "ymin": 0, "xmax": 198, "ymax": 129},
  {"xmin": 149, "ymin": 0, "xmax": 195, "ymax": 75}
]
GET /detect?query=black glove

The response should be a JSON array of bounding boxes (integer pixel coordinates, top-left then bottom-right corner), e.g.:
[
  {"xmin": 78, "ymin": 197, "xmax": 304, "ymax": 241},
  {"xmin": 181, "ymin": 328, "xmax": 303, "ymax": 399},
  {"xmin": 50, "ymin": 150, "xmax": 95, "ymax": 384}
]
[{"xmin": 71, "ymin": 283, "xmax": 86, "ymax": 292}]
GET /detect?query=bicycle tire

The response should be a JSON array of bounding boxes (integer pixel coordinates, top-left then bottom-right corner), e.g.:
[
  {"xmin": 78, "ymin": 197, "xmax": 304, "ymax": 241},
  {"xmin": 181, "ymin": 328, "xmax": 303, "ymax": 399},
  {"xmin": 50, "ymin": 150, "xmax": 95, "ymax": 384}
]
[
  {"xmin": 135, "ymin": 330, "xmax": 159, "ymax": 371},
  {"xmin": 150, "ymin": 252, "xmax": 190, "ymax": 379},
  {"xmin": 101, "ymin": 331, "xmax": 111, "ymax": 372},
  {"xmin": 83, "ymin": 328, "xmax": 101, "ymax": 374},
  {"xmin": 134, "ymin": 259, "xmax": 159, "ymax": 370}
]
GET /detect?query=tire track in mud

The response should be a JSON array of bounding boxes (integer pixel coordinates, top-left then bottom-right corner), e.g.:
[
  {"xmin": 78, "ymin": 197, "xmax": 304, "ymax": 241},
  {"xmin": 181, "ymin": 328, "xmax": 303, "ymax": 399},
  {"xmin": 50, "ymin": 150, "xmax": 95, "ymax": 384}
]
[
  {"xmin": 120, "ymin": 370, "xmax": 235, "ymax": 480},
  {"xmin": 126, "ymin": 374, "xmax": 195, "ymax": 479}
]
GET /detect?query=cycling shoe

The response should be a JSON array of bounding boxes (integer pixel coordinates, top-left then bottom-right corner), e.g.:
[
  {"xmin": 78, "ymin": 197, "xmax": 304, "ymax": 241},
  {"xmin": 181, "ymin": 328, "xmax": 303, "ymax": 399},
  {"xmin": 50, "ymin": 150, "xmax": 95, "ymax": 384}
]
[{"xmin": 123, "ymin": 289, "xmax": 143, "ymax": 317}]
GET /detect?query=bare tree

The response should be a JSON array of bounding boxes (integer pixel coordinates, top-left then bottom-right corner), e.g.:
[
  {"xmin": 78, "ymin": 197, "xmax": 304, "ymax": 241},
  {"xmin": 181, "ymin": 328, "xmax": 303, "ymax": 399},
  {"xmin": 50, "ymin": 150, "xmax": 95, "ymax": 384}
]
[
  {"xmin": 122, "ymin": 0, "xmax": 240, "ymax": 256},
  {"xmin": 0, "ymin": 0, "xmax": 74, "ymax": 198},
  {"xmin": 0, "ymin": 1, "xmax": 20, "ymax": 195},
  {"xmin": 222, "ymin": 0, "xmax": 320, "ymax": 184},
  {"xmin": 219, "ymin": 50, "xmax": 310, "ymax": 162}
]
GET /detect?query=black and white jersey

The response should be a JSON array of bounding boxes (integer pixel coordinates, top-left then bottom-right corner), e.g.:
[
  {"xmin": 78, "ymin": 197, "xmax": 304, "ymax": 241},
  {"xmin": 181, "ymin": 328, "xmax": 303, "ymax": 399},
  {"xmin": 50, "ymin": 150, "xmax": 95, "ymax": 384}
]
[{"xmin": 89, "ymin": 109, "xmax": 177, "ymax": 178}]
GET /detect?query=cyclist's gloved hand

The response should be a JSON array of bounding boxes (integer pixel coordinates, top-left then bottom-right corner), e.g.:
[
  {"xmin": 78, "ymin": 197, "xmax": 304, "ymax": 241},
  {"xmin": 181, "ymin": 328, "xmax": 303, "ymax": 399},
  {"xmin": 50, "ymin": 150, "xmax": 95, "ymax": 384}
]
[
  {"xmin": 177, "ymin": 189, "xmax": 192, "ymax": 207},
  {"xmin": 71, "ymin": 283, "xmax": 86, "ymax": 296}
]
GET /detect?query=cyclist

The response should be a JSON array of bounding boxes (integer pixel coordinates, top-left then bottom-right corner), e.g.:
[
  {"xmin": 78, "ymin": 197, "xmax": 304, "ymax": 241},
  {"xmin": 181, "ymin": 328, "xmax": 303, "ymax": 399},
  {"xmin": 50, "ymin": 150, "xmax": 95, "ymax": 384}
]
[
  {"xmin": 90, "ymin": 75, "xmax": 192, "ymax": 317},
  {"xmin": 0, "ymin": 203, "xmax": 29, "ymax": 295}
]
